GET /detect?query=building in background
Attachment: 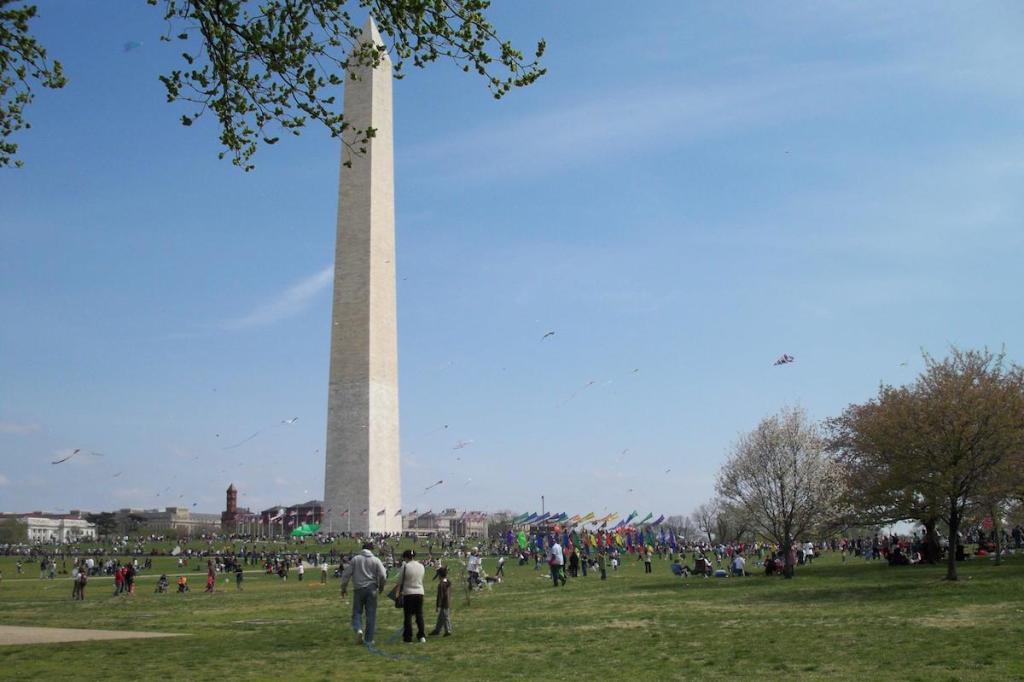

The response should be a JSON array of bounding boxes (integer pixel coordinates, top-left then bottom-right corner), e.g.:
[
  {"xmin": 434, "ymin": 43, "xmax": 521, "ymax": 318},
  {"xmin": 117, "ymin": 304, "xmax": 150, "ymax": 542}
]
[
  {"xmin": 220, "ymin": 484, "xmax": 255, "ymax": 533},
  {"xmin": 260, "ymin": 500, "xmax": 323, "ymax": 535},
  {"xmin": 113, "ymin": 507, "xmax": 221, "ymax": 535},
  {"xmin": 403, "ymin": 509, "xmax": 488, "ymax": 537},
  {"xmin": 0, "ymin": 514, "xmax": 98, "ymax": 542}
]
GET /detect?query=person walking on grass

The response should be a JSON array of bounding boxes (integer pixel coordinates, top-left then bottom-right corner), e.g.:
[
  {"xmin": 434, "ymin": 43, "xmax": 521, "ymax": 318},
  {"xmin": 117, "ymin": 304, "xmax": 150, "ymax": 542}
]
[
  {"xmin": 466, "ymin": 547, "xmax": 482, "ymax": 591},
  {"xmin": 235, "ymin": 563, "xmax": 244, "ymax": 590},
  {"xmin": 114, "ymin": 565, "xmax": 125, "ymax": 596},
  {"xmin": 297, "ymin": 562, "xmax": 305, "ymax": 582},
  {"xmin": 393, "ymin": 549, "xmax": 427, "ymax": 643},
  {"xmin": 547, "ymin": 538, "xmax": 566, "ymax": 587},
  {"xmin": 204, "ymin": 560, "xmax": 215, "ymax": 594},
  {"xmin": 76, "ymin": 566, "xmax": 87, "ymax": 600},
  {"xmin": 428, "ymin": 565, "xmax": 453, "ymax": 637},
  {"xmin": 125, "ymin": 562, "xmax": 136, "ymax": 595},
  {"xmin": 340, "ymin": 542, "xmax": 388, "ymax": 646},
  {"xmin": 71, "ymin": 562, "xmax": 82, "ymax": 600},
  {"xmin": 321, "ymin": 561, "xmax": 329, "ymax": 584}
]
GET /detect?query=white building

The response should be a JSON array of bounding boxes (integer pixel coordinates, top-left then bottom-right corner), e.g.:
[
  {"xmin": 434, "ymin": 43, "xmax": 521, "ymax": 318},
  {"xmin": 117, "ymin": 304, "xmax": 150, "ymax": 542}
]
[
  {"xmin": 113, "ymin": 507, "xmax": 221, "ymax": 534},
  {"xmin": 21, "ymin": 516, "xmax": 97, "ymax": 542},
  {"xmin": 403, "ymin": 509, "xmax": 489, "ymax": 537}
]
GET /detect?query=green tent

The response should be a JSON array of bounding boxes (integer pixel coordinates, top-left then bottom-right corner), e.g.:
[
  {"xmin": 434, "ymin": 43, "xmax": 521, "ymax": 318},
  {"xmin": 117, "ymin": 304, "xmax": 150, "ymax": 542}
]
[{"xmin": 289, "ymin": 523, "xmax": 321, "ymax": 537}]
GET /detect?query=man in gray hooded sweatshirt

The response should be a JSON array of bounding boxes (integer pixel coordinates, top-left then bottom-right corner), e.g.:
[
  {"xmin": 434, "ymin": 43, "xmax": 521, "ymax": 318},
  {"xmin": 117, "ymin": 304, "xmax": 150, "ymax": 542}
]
[{"xmin": 340, "ymin": 542, "xmax": 388, "ymax": 645}]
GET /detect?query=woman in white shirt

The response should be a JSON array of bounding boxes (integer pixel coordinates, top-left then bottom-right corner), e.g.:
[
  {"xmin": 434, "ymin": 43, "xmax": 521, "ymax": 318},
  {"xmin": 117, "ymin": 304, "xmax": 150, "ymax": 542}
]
[{"xmin": 395, "ymin": 549, "xmax": 427, "ymax": 643}]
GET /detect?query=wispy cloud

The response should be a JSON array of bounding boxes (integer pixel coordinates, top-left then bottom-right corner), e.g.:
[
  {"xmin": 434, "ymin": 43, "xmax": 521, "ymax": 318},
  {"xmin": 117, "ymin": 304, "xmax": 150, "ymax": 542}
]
[
  {"xmin": 113, "ymin": 487, "xmax": 148, "ymax": 503},
  {"xmin": 404, "ymin": 61, "xmax": 900, "ymax": 184},
  {"xmin": 0, "ymin": 473, "xmax": 9, "ymax": 486},
  {"xmin": 590, "ymin": 468, "xmax": 629, "ymax": 482},
  {"xmin": 0, "ymin": 420, "xmax": 41, "ymax": 435},
  {"xmin": 220, "ymin": 265, "xmax": 333, "ymax": 331}
]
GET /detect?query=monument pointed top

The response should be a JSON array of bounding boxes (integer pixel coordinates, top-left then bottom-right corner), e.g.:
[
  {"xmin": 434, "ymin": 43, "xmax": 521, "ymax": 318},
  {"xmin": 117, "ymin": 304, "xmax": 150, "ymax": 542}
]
[{"xmin": 360, "ymin": 15, "xmax": 384, "ymax": 47}]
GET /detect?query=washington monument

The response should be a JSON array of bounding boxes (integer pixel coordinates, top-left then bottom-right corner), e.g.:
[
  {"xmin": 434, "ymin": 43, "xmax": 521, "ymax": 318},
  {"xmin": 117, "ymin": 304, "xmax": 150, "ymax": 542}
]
[{"xmin": 324, "ymin": 18, "xmax": 401, "ymax": 534}]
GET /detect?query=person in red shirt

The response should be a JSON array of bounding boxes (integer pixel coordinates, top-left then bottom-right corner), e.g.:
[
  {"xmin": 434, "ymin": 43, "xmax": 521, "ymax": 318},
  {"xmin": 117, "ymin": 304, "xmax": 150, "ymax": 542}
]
[
  {"xmin": 204, "ymin": 560, "xmax": 216, "ymax": 594},
  {"xmin": 114, "ymin": 566, "xmax": 125, "ymax": 596}
]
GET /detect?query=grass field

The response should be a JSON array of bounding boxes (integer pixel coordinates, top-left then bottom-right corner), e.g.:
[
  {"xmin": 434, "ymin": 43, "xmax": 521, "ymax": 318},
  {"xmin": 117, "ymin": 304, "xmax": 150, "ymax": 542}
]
[{"xmin": 1, "ymin": 548, "xmax": 1022, "ymax": 680}]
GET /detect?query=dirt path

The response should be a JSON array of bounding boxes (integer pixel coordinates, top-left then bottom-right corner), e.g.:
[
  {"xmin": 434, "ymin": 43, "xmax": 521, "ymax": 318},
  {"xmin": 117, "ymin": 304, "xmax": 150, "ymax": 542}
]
[{"xmin": 0, "ymin": 625, "xmax": 183, "ymax": 646}]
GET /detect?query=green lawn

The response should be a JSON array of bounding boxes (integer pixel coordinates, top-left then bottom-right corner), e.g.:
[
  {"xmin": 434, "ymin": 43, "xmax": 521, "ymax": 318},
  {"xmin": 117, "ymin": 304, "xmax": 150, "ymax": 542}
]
[{"xmin": 1, "ymin": 549, "xmax": 1022, "ymax": 680}]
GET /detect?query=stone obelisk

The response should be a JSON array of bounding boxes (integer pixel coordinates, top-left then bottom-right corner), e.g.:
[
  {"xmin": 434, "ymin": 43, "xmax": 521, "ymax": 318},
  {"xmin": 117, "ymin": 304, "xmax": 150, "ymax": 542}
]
[{"xmin": 324, "ymin": 17, "xmax": 400, "ymax": 535}]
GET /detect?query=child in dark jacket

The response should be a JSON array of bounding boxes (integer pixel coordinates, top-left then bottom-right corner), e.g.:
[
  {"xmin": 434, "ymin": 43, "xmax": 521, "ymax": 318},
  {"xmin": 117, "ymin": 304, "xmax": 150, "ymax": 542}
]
[{"xmin": 429, "ymin": 566, "xmax": 453, "ymax": 636}]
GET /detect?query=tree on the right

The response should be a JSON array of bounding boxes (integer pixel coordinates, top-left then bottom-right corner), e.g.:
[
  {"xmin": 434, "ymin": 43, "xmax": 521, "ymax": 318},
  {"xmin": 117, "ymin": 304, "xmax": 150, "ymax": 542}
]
[{"xmin": 830, "ymin": 347, "xmax": 1024, "ymax": 581}]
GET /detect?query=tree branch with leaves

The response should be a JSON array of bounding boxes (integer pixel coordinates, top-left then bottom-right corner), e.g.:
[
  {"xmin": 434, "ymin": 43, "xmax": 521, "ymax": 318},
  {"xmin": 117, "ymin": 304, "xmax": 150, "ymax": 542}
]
[
  {"xmin": 0, "ymin": 0, "xmax": 545, "ymax": 169},
  {"xmin": 0, "ymin": 0, "xmax": 66, "ymax": 168},
  {"xmin": 154, "ymin": 0, "xmax": 545, "ymax": 170}
]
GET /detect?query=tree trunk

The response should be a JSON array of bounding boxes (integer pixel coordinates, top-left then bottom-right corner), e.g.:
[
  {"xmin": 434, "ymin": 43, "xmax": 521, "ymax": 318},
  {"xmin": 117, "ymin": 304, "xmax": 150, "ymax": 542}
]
[
  {"xmin": 992, "ymin": 506, "xmax": 1002, "ymax": 567},
  {"xmin": 945, "ymin": 503, "xmax": 959, "ymax": 581},
  {"xmin": 783, "ymin": 533, "xmax": 794, "ymax": 579},
  {"xmin": 922, "ymin": 518, "xmax": 941, "ymax": 564}
]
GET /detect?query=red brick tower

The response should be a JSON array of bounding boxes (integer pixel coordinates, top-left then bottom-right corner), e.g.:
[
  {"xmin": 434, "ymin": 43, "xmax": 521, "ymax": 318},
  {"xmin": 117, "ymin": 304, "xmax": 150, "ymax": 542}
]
[{"xmin": 221, "ymin": 484, "xmax": 238, "ymax": 532}]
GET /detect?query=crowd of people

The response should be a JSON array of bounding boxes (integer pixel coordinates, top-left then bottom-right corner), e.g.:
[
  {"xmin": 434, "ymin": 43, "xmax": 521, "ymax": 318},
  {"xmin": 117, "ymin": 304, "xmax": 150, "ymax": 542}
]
[{"xmin": 2, "ymin": 521, "xmax": 1020, "ymax": 634}]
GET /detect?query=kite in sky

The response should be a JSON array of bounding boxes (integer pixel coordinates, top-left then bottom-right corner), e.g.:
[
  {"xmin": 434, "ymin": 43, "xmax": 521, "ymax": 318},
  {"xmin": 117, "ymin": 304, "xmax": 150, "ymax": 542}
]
[
  {"xmin": 123, "ymin": 41, "xmax": 142, "ymax": 52},
  {"xmin": 453, "ymin": 440, "xmax": 472, "ymax": 450},
  {"xmin": 421, "ymin": 424, "xmax": 448, "ymax": 437},
  {"xmin": 51, "ymin": 449, "xmax": 104, "ymax": 465},
  {"xmin": 423, "ymin": 480, "xmax": 444, "ymax": 492},
  {"xmin": 773, "ymin": 354, "xmax": 795, "ymax": 366},
  {"xmin": 541, "ymin": 331, "xmax": 555, "ymax": 340},
  {"xmin": 223, "ymin": 431, "xmax": 262, "ymax": 450},
  {"xmin": 561, "ymin": 379, "xmax": 597, "ymax": 405},
  {"xmin": 223, "ymin": 416, "xmax": 300, "ymax": 449}
]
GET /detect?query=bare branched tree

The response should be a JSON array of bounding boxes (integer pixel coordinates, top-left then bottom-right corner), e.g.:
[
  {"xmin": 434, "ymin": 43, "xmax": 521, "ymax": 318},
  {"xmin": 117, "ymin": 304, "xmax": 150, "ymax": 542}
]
[{"xmin": 716, "ymin": 406, "xmax": 844, "ymax": 578}]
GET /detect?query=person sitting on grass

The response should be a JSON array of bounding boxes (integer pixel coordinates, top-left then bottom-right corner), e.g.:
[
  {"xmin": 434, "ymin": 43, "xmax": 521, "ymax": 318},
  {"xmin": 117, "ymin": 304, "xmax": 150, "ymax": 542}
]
[
  {"xmin": 155, "ymin": 574, "xmax": 169, "ymax": 593},
  {"xmin": 888, "ymin": 546, "xmax": 910, "ymax": 566},
  {"xmin": 670, "ymin": 560, "xmax": 689, "ymax": 577}
]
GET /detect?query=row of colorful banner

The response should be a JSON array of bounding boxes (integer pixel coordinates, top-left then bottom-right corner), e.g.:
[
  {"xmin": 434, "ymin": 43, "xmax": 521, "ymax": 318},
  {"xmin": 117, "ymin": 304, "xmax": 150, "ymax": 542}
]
[
  {"xmin": 505, "ymin": 525, "xmax": 682, "ymax": 552},
  {"xmin": 509, "ymin": 510, "xmax": 666, "ymax": 528}
]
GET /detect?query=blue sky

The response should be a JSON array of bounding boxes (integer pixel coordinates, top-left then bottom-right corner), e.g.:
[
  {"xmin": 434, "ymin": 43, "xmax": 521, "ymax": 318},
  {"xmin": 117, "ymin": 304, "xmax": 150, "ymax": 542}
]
[{"xmin": 2, "ymin": 1, "xmax": 1023, "ymax": 518}]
